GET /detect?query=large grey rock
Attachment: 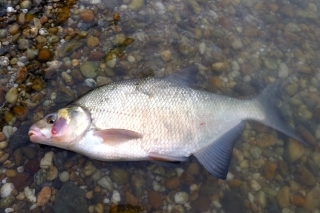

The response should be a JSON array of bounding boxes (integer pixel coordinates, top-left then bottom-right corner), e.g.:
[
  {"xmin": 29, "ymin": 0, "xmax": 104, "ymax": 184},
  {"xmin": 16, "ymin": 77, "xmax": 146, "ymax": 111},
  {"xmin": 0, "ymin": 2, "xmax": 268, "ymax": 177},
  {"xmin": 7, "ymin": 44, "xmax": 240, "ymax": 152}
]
[{"xmin": 53, "ymin": 183, "xmax": 87, "ymax": 213}]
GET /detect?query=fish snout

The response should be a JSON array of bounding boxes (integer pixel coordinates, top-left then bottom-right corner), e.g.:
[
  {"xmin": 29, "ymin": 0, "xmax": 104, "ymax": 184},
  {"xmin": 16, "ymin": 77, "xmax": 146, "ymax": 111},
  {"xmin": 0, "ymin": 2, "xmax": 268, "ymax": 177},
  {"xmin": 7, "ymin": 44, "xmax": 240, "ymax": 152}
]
[{"xmin": 28, "ymin": 126, "xmax": 41, "ymax": 142}]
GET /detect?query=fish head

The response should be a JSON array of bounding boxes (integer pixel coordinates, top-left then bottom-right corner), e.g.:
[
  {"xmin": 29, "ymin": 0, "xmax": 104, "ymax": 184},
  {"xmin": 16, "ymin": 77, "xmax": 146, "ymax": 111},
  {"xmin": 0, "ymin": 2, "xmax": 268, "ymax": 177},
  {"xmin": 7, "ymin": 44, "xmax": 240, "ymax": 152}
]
[{"xmin": 28, "ymin": 106, "xmax": 91, "ymax": 148}]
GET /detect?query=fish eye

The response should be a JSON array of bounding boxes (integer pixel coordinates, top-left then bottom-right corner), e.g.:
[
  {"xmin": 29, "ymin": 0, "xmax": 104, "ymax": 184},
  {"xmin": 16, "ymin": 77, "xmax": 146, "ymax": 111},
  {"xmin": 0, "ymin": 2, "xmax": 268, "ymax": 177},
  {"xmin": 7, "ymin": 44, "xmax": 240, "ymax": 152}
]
[{"xmin": 46, "ymin": 114, "xmax": 57, "ymax": 124}]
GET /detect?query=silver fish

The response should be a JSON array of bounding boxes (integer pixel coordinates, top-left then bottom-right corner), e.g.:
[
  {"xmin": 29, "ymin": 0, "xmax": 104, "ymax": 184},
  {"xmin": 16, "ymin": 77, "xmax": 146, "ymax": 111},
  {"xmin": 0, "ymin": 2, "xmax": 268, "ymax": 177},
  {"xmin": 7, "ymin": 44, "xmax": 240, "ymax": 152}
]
[{"xmin": 28, "ymin": 66, "xmax": 305, "ymax": 179}]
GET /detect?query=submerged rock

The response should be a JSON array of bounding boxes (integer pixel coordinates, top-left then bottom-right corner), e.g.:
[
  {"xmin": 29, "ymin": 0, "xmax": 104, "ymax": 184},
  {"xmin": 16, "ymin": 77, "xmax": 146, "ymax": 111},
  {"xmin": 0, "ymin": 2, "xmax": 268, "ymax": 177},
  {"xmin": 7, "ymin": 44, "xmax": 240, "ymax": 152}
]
[{"xmin": 53, "ymin": 182, "xmax": 87, "ymax": 213}]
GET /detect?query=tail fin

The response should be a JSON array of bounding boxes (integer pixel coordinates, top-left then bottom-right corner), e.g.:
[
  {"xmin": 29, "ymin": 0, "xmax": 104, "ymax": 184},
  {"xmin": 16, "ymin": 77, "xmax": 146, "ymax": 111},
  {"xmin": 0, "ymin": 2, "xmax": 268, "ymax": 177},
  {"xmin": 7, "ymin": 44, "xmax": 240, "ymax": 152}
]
[{"xmin": 253, "ymin": 81, "xmax": 308, "ymax": 146}]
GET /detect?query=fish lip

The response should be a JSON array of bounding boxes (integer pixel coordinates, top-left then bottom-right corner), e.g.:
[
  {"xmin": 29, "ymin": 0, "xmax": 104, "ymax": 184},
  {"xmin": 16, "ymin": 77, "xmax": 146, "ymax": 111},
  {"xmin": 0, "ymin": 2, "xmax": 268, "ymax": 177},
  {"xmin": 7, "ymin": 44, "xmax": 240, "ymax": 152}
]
[{"xmin": 28, "ymin": 127, "xmax": 43, "ymax": 142}]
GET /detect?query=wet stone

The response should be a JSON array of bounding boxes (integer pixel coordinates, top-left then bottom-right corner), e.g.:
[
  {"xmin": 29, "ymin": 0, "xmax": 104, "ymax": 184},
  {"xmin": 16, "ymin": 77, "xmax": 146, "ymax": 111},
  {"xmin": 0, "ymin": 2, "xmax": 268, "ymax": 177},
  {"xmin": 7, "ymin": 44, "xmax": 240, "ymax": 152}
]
[
  {"xmin": 13, "ymin": 148, "xmax": 23, "ymax": 166},
  {"xmin": 24, "ymin": 160, "xmax": 40, "ymax": 174},
  {"xmin": 262, "ymin": 161, "xmax": 277, "ymax": 180},
  {"xmin": 276, "ymin": 186, "xmax": 290, "ymax": 208},
  {"xmin": 34, "ymin": 169, "xmax": 47, "ymax": 185},
  {"xmin": 8, "ymin": 123, "xmax": 31, "ymax": 149},
  {"xmin": 54, "ymin": 182, "xmax": 87, "ymax": 213},
  {"xmin": 131, "ymin": 173, "xmax": 145, "ymax": 197},
  {"xmin": 284, "ymin": 138, "xmax": 304, "ymax": 163},
  {"xmin": 80, "ymin": 61, "xmax": 99, "ymax": 78},
  {"xmin": 13, "ymin": 173, "xmax": 32, "ymax": 191},
  {"xmin": 0, "ymin": 195, "xmax": 15, "ymax": 208},
  {"xmin": 191, "ymin": 196, "xmax": 211, "ymax": 212},
  {"xmin": 148, "ymin": 190, "xmax": 162, "ymax": 210},
  {"xmin": 22, "ymin": 147, "xmax": 37, "ymax": 160},
  {"xmin": 110, "ymin": 167, "xmax": 129, "ymax": 185},
  {"xmin": 164, "ymin": 177, "xmax": 180, "ymax": 191},
  {"xmin": 80, "ymin": 9, "xmax": 94, "ymax": 22},
  {"xmin": 303, "ymin": 185, "xmax": 320, "ymax": 211},
  {"xmin": 295, "ymin": 167, "xmax": 315, "ymax": 186},
  {"xmin": 256, "ymin": 134, "xmax": 276, "ymax": 148}
]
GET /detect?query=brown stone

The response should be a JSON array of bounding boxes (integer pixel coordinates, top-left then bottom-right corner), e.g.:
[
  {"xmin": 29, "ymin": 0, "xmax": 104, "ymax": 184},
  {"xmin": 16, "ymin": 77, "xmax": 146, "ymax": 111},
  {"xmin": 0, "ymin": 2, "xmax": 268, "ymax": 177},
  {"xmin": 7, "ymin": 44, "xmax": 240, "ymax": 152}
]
[
  {"xmin": 24, "ymin": 159, "xmax": 40, "ymax": 174},
  {"xmin": 290, "ymin": 194, "xmax": 305, "ymax": 207},
  {"xmin": 125, "ymin": 191, "xmax": 138, "ymax": 206},
  {"xmin": 5, "ymin": 169, "xmax": 17, "ymax": 178},
  {"xmin": 148, "ymin": 190, "xmax": 162, "ymax": 210},
  {"xmin": 37, "ymin": 187, "xmax": 52, "ymax": 206},
  {"xmin": 88, "ymin": 51, "xmax": 105, "ymax": 60},
  {"xmin": 0, "ymin": 132, "xmax": 5, "ymax": 141},
  {"xmin": 229, "ymin": 179, "xmax": 242, "ymax": 188},
  {"xmin": 187, "ymin": 162, "xmax": 200, "ymax": 175},
  {"xmin": 191, "ymin": 196, "xmax": 211, "ymax": 212},
  {"xmin": 240, "ymin": 63, "xmax": 255, "ymax": 75},
  {"xmin": 164, "ymin": 177, "xmax": 180, "ymax": 191},
  {"xmin": 37, "ymin": 48, "xmax": 51, "ymax": 62},
  {"xmin": 276, "ymin": 186, "xmax": 290, "ymax": 208},
  {"xmin": 262, "ymin": 161, "xmax": 277, "ymax": 180},
  {"xmin": 80, "ymin": 9, "xmax": 94, "ymax": 22},
  {"xmin": 256, "ymin": 134, "xmax": 276, "ymax": 148},
  {"xmin": 13, "ymin": 105, "xmax": 28, "ymax": 121},
  {"xmin": 15, "ymin": 67, "xmax": 28, "ymax": 84},
  {"xmin": 179, "ymin": 172, "xmax": 195, "ymax": 185},
  {"xmin": 13, "ymin": 173, "xmax": 33, "ymax": 191},
  {"xmin": 296, "ymin": 125, "xmax": 317, "ymax": 146}
]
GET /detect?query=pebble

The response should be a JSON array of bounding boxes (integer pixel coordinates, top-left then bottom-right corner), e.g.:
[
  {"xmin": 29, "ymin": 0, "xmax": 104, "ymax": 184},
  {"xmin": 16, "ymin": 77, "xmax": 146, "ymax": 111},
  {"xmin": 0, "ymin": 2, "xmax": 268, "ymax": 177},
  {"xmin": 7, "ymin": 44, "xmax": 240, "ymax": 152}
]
[
  {"xmin": 295, "ymin": 166, "xmax": 315, "ymax": 186},
  {"xmin": 97, "ymin": 176, "xmax": 114, "ymax": 192},
  {"xmin": 0, "ymin": 195, "xmax": 15, "ymax": 208},
  {"xmin": 37, "ymin": 48, "xmax": 51, "ymax": 62},
  {"xmin": 0, "ymin": 133, "xmax": 5, "ymax": 141},
  {"xmin": 250, "ymin": 180, "xmax": 261, "ymax": 191},
  {"xmin": 0, "ymin": 141, "xmax": 8, "ymax": 149},
  {"xmin": 165, "ymin": 177, "xmax": 180, "ymax": 190},
  {"xmin": 174, "ymin": 192, "xmax": 188, "ymax": 204},
  {"xmin": 110, "ymin": 167, "xmax": 129, "ymax": 185},
  {"xmin": 125, "ymin": 191, "xmax": 138, "ymax": 206},
  {"xmin": 8, "ymin": 24, "xmax": 20, "ymax": 35},
  {"xmin": 285, "ymin": 83, "xmax": 299, "ymax": 96},
  {"xmin": 191, "ymin": 196, "xmax": 211, "ymax": 212},
  {"xmin": 131, "ymin": 173, "xmax": 145, "ymax": 197},
  {"xmin": 5, "ymin": 88, "xmax": 18, "ymax": 104},
  {"xmin": 24, "ymin": 159, "xmax": 40, "ymax": 174},
  {"xmin": 198, "ymin": 42, "xmax": 206, "ymax": 55},
  {"xmin": 112, "ymin": 34, "xmax": 126, "ymax": 46},
  {"xmin": 128, "ymin": 0, "xmax": 144, "ymax": 10},
  {"xmin": 262, "ymin": 161, "xmax": 277, "ymax": 180},
  {"xmin": 0, "ymin": 183, "xmax": 15, "ymax": 199},
  {"xmin": 80, "ymin": 61, "xmax": 99, "ymax": 78},
  {"xmin": 40, "ymin": 151, "xmax": 54, "ymax": 169},
  {"xmin": 111, "ymin": 190, "xmax": 120, "ymax": 204},
  {"xmin": 36, "ymin": 187, "xmax": 51, "ymax": 206},
  {"xmin": 80, "ymin": 9, "xmax": 95, "ymax": 22},
  {"xmin": 186, "ymin": 162, "xmax": 199, "ymax": 175},
  {"xmin": 160, "ymin": 50, "xmax": 171, "ymax": 62},
  {"xmin": 285, "ymin": 138, "xmax": 304, "ymax": 163},
  {"xmin": 24, "ymin": 187, "xmax": 36, "ymax": 203},
  {"xmin": 46, "ymin": 165, "xmax": 58, "ymax": 181},
  {"xmin": 5, "ymin": 169, "xmax": 17, "ymax": 178},
  {"xmin": 59, "ymin": 171, "xmax": 70, "ymax": 182},
  {"xmin": 15, "ymin": 66, "xmax": 28, "ymax": 83},
  {"xmin": 12, "ymin": 105, "xmax": 28, "ymax": 121},
  {"xmin": 303, "ymin": 185, "xmax": 320, "ymax": 210},
  {"xmin": 212, "ymin": 62, "xmax": 227, "ymax": 72},
  {"xmin": 87, "ymin": 36, "xmax": 99, "ymax": 48},
  {"xmin": 256, "ymin": 134, "xmax": 276, "ymax": 148},
  {"xmin": 12, "ymin": 173, "xmax": 32, "ymax": 191},
  {"xmin": 278, "ymin": 63, "xmax": 289, "ymax": 78},
  {"xmin": 148, "ymin": 190, "xmax": 162, "ymax": 210},
  {"xmin": 231, "ymin": 39, "xmax": 243, "ymax": 50},
  {"xmin": 276, "ymin": 186, "xmax": 290, "ymax": 208}
]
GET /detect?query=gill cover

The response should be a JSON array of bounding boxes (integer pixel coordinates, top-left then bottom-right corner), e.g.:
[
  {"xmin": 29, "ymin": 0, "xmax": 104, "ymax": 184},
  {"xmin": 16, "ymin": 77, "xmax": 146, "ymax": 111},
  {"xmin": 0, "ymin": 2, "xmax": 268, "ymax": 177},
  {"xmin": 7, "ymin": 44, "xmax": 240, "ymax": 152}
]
[{"xmin": 51, "ymin": 106, "xmax": 91, "ymax": 143}]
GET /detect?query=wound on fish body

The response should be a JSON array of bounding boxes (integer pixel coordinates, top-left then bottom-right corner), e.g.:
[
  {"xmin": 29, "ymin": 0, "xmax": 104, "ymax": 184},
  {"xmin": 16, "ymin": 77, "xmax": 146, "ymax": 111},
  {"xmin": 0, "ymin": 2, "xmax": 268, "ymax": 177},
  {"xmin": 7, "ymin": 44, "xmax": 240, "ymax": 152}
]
[{"xmin": 28, "ymin": 66, "xmax": 307, "ymax": 179}]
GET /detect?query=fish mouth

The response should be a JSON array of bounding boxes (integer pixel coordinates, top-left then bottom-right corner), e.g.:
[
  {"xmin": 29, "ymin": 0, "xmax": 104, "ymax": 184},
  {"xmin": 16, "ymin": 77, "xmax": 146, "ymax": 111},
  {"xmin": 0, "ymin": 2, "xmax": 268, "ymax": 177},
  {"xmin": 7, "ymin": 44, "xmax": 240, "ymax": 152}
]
[{"xmin": 28, "ymin": 127, "xmax": 43, "ymax": 143}]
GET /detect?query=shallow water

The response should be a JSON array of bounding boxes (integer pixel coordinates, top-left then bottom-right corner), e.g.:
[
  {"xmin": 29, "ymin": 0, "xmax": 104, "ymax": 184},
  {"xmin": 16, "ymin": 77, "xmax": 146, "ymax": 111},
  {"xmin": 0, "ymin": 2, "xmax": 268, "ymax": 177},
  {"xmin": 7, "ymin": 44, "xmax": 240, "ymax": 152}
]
[{"xmin": 1, "ymin": 0, "xmax": 320, "ymax": 212}]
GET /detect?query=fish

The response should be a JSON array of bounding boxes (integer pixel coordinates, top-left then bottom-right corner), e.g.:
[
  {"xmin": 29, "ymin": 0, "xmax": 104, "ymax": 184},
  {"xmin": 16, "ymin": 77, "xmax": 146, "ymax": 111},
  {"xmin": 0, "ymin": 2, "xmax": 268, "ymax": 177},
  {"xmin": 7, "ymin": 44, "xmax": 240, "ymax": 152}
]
[{"xmin": 28, "ymin": 66, "xmax": 305, "ymax": 179}]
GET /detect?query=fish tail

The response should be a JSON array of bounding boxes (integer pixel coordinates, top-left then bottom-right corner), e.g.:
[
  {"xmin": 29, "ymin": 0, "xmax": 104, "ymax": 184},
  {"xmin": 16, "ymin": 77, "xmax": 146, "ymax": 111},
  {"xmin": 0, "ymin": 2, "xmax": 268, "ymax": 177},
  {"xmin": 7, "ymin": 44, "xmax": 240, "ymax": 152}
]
[{"xmin": 253, "ymin": 81, "xmax": 306, "ymax": 145}]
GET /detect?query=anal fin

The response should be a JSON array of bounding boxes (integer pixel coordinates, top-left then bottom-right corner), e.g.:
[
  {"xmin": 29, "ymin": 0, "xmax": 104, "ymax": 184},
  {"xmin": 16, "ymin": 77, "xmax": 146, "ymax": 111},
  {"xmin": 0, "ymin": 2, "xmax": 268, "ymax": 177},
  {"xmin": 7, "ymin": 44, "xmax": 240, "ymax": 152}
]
[{"xmin": 194, "ymin": 122, "xmax": 245, "ymax": 179}]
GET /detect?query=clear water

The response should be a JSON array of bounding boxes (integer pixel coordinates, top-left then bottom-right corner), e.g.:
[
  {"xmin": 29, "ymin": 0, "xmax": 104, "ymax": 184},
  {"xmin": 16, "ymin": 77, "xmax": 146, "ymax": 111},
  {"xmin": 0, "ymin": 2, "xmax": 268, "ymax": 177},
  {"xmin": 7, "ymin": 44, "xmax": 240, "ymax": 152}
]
[{"xmin": 1, "ymin": 0, "xmax": 320, "ymax": 212}]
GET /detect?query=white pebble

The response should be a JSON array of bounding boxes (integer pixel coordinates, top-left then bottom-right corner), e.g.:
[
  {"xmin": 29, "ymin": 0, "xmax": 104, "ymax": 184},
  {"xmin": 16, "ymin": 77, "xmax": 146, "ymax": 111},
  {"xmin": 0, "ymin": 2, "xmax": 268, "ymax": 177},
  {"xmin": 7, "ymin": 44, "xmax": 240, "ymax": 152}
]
[
  {"xmin": 0, "ymin": 141, "xmax": 8, "ymax": 149},
  {"xmin": 111, "ymin": 190, "xmax": 120, "ymax": 204},
  {"xmin": 2, "ymin": 126, "xmax": 17, "ymax": 141},
  {"xmin": 59, "ymin": 171, "xmax": 70, "ymax": 182},
  {"xmin": 248, "ymin": 192, "xmax": 254, "ymax": 203},
  {"xmin": 251, "ymin": 180, "xmax": 261, "ymax": 191},
  {"xmin": 278, "ymin": 63, "xmax": 289, "ymax": 78},
  {"xmin": 97, "ymin": 176, "xmax": 114, "ymax": 191},
  {"xmin": 17, "ymin": 166, "xmax": 24, "ymax": 173},
  {"xmin": 189, "ymin": 184, "xmax": 198, "ymax": 192},
  {"xmin": 40, "ymin": 151, "xmax": 54, "ymax": 169},
  {"xmin": 213, "ymin": 200, "xmax": 222, "ymax": 208},
  {"xmin": 119, "ymin": 5, "xmax": 128, "ymax": 11},
  {"xmin": 39, "ymin": 28, "xmax": 49, "ymax": 36},
  {"xmin": 153, "ymin": 180, "xmax": 161, "ymax": 191},
  {"xmin": 4, "ymin": 208, "xmax": 14, "ymax": 213},
  {"xmin": 84, "ymin": 78, "xmax": 96, "ymax": 88},
  {"xmin": 175, "ymin": 168, "xmax": 184, "ymax": 177},
  {"xmin": 24, "ymin": 187, "xmax": 36, "ymax": 203},
  {"xmin": 127, "ymin": 55, "xmax": 135, "ymax": 63},
  {"xmin": 103, "ymin": 198, "xmax": 110, "ymax": 204},
  {"xmin": 1, "ymin": 183, "xmax": 15, "ymax": 198},
  {"xmin": 174, "ymin": 192, "xmax": 189, "ymax": 204},
  {"xmin": 198, "ymin": 42, "xmax": 206, "ymax": 55}
]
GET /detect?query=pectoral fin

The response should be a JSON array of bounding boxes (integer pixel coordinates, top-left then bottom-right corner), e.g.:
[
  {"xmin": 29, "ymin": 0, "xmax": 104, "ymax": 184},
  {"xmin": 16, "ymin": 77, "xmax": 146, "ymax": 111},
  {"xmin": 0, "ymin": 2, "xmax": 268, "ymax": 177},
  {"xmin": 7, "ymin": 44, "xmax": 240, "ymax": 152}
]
[
  {"xmin": 148, "ymin": 152, "xmax": 188, "ymax": 162},
  {"xmin": 93, "ymin": 129, "xmax": 142, "ymax": 143},
  {"xmin": 194, "ymin": 122, "xmax": 245, "ymax": 180}
]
